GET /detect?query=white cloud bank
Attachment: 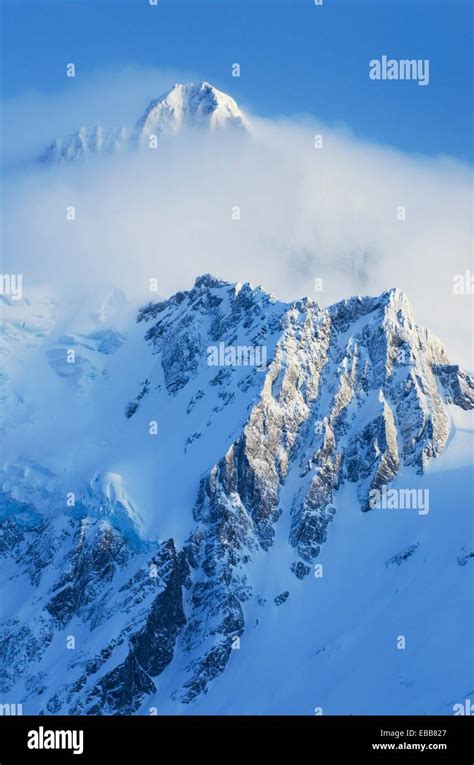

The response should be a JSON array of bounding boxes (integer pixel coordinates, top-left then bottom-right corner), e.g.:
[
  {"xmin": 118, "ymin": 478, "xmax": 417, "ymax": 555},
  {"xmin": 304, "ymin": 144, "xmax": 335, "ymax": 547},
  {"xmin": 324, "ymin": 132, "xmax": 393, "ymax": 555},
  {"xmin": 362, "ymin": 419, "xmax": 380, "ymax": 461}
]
[{"xmin": 2, "ymin": 68, "xmax": 472, "ymax": 367}]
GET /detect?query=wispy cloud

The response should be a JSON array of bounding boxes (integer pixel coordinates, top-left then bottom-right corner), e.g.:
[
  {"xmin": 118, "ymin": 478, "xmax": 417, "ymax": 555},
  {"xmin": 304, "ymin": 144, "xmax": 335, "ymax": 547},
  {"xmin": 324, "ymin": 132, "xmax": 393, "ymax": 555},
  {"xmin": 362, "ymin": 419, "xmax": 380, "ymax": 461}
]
[
  {"xmin": 2, "ymin": 67, "xmax": 472, "ymax": 367},
  {"xmin": 1, "ymin": 64, "xmax": 198, "ymax": 165}
]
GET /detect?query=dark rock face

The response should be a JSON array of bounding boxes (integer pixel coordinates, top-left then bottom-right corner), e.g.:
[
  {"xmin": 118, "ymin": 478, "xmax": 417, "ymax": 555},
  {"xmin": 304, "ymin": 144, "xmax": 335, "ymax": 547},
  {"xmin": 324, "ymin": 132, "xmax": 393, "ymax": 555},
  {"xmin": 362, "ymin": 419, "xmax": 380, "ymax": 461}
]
[
  {"xmin": 46, "ymin": 518, "xmax": 132, "ymax": 627},
  {"xmin": 386, "ymin": 543, "xmax": 420, "ymax": 567},
  {"xmin": 457, "ymin": 549, "xmax": 474, "ymax": 567},
  {"xmin": 177, "ymin": 464, "xmax": 253, "ymax": 702},
  {"xmin": 130, "ymin": 549, "xmax": 188, "ymax": 676},
  {"xmin": 290, "ymin": 422, "xmax": 340, "ymax": 563},
  {"xmin": 345, "ymin": 402, "xmax": 400, "ymax": 512},
  {"xmin": 0, "ymin": 489, "xmax": 189, "ymax": 714},
  {"xmin": 125, "ymin": 379, "xmax": 150, "ymax": 418},
  {"xmin": 1, "ymin": 278, "xmax": 472, "ymax": 712},
  {"xmin": 67, "ymin": 543, "xmax": 188, "ymax": 715},
  {"xmin": 76, "ymin": 653, "xmax": 157, "ymax": 716},
  {"xmin": 434, "ymin": 364, "xmax": 474, "ymax": 410},
  {"xmin": 290, "ymin": 561, "xmax": 311, "ymax": 579}
]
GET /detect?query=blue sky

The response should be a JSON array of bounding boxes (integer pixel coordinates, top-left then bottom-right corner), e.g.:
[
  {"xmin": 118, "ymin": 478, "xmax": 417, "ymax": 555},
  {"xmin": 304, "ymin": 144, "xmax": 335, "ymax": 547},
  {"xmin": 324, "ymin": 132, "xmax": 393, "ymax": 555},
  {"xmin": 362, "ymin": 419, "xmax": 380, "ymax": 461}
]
[{"xmin": 1, "ymin": 0, "xmax": 472, "ymax": 162}]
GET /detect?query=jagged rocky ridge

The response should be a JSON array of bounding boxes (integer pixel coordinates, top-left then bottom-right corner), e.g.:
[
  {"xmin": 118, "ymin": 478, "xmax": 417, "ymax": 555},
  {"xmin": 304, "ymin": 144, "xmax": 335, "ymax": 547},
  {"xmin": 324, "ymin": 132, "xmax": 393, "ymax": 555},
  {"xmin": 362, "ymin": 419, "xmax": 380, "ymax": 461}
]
[{"xmin": 0, "ymin": 275, "xmax": 472, "ymax": 712}]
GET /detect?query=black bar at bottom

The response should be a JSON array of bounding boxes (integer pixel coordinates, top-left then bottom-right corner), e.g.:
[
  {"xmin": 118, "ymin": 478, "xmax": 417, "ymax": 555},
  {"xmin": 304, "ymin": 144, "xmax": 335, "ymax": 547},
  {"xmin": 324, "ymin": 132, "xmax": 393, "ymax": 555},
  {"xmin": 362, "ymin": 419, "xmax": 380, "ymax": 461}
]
[{"xmin": 0, "ymin": 715, "xmax": 472, "ymax": 762}]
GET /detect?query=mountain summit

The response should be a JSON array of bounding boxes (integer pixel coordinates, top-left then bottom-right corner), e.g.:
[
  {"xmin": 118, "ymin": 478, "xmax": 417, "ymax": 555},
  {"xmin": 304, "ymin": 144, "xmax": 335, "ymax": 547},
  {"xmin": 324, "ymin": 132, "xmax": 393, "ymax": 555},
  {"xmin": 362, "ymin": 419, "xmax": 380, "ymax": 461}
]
[
  {"xmin": 39, "ymin": 82, "xmax": 248, "ymax": 164},
  {"xmin": 135, "ymin": 81, "xmax": 248, "ymax": 138}
]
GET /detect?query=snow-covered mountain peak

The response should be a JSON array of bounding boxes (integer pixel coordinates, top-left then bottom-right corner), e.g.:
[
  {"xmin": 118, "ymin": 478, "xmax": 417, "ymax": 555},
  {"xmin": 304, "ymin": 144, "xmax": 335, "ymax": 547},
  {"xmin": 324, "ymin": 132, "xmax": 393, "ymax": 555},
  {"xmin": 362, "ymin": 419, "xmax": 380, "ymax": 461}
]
[
  {"xmin": 135, "ymin": 81, "xmax": 248, "ymax": 139},
  {"xmin": 383, "ymin": 285, "xmax": 409, "ymax": 304},
  {"xmin": 38, "ymin": 82, "xmax": 248, "ymax": 164},
  {"xmin": 192, "ymin": 273, "xmax": 228, "ymax": 290},
  {"xmin": 39, "ymin": 125, "xmax": 130, "ymax": 165}
]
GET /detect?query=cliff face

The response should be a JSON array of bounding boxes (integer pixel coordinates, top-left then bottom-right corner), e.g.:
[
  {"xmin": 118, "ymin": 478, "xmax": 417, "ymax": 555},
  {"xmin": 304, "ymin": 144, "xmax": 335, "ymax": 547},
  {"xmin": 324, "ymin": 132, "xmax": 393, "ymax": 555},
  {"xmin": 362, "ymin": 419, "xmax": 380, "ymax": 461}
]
[{"xmin": 0, "ymin": 275, "xmax": 472, "ymax": 713}]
